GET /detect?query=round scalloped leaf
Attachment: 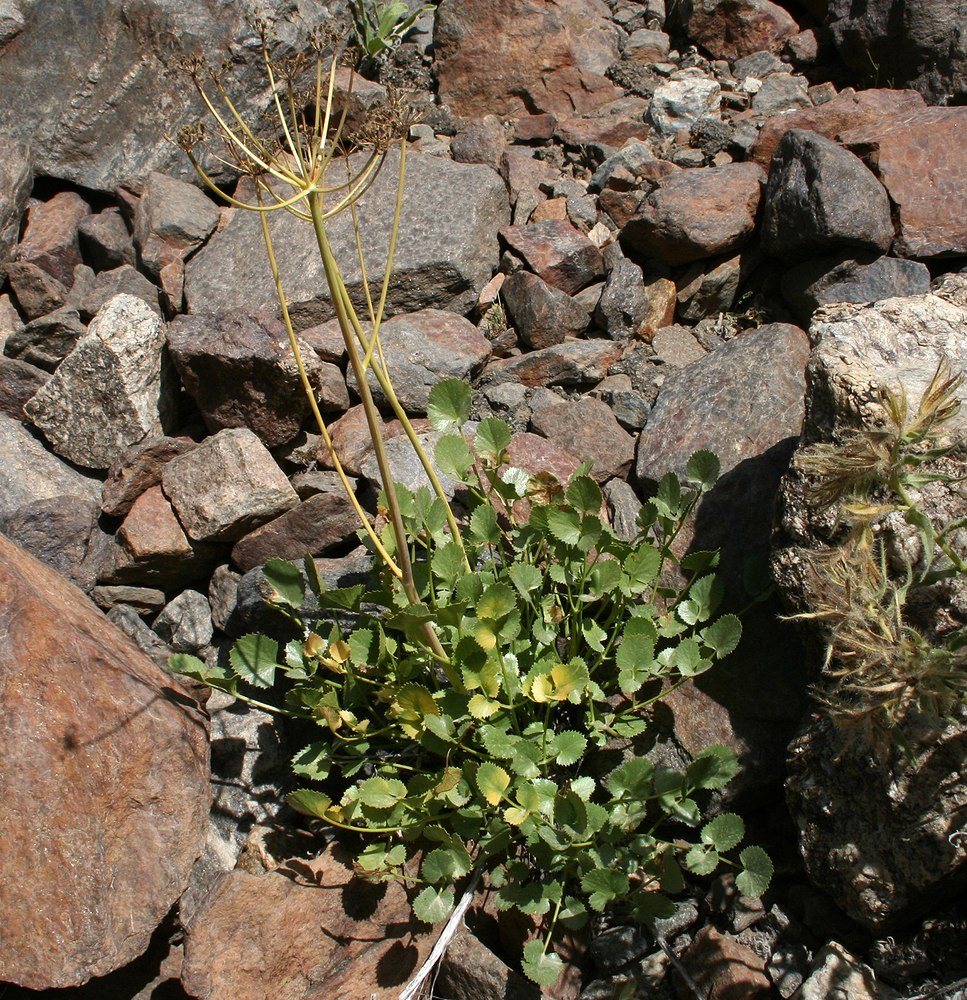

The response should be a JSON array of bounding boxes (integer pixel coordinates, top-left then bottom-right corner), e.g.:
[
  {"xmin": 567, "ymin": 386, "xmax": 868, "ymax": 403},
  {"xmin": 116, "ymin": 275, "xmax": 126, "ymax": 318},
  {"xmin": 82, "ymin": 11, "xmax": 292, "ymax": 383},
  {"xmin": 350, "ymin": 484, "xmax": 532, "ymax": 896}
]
[
  {"xmin": 702, "ymin": 812, "xmax": 744, "ymax": 852},
  {"xmin": 475, "ymin": 417, "xmax": 513, "ymax": 457},
  {"xmin": 736, "ymin": 845, "xmax": 773, "ymax": 898},
  {"xmin": 477, "ymin": 762, "xmax": 511, "ymax": 805},
  {"xmin": 286, "ymin": 788, "xmax": 332, "ymax": 819},
  {"xmin": 435, "ymin": 433, "xmax": 474, "ymax": 477},
  {"xmin": 686, "ymin": 745, "xmax": 739, "ymax": 790},
  {"xmin": 229, "ymin": 633, "xmax": 279, "ymax": 688},
  {"xmin": 262, "ymin": 559, "xmax": 306, "ymax": 607},
  {"xmin": 685, "ymin": 843, "xmax": 719, "ymax": 876},
  {"xmin": 522, "ymin": 941, "xmax": 564, "ymax": 988},
  {"xmin": 686, "ymin": 449, "xmax": 720, "ymax": 491},
  {"xmin": 553, "ymin": 730, "xmax": 587, "ymax": 766},
  {"xmin": 358, "ymin": 775, "xmax": 408, "ymax": 809},
  {"xmin": 702, "ymin": 614, "xmax": 742, "ymax": 659},
  {"xmin": 566, "ymin": 474, "xmax": 602, "ymax": 514},
  {"xmin": 413, "ymin": 885, "xmax": 455, "ymax": 924},
  {"xmin": 427, "ymin": 378, "xmax": 472, "ymax": 431}
]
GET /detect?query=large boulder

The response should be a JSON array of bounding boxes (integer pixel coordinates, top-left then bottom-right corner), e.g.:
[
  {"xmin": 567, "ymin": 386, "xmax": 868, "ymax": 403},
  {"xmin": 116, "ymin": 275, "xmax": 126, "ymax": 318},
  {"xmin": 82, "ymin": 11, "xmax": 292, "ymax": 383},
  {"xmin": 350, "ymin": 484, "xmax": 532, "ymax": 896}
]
[
  {"xmin": 185, "ymin": 149, "xmax": 510, "ymax": 325},
  {"xmin": 0, "ymin": 533, "xmax": 209, "ymax": 989}
]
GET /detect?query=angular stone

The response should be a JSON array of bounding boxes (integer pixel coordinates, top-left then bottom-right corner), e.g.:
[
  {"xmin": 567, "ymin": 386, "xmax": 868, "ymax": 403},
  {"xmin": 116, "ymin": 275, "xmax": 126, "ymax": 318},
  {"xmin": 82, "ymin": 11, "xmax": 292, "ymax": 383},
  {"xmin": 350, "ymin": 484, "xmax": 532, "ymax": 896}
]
[
  {"xmin": 104, "ymin": 484, "xmax": 222, "ymax": 588},
  {"xmin": 679, "ymin": 926, "xmax": 772, "ymax": 998},
  {"xmin": 167, "ymin": 310, "xmax": 324, "ymax": 449},
  {"xmin": 0, "ymin": 1, "xmax": 331, "ymax": 191},
  {"xmin": 101, "ymin": 435, "xmax": 198, "ymax": 518},
  {"xmin": 620, "ymin": 162, "xmax": 764, "ymax": 265},
  {"xmin": 839, "ymin": 107, "xmax": 967, "ymax": 260},
  {"xmin": 493, "ymin": 339, "xmax": 624, "ymax": 388},
  {"xmin": 0, "ymin": 135, "xmax": 31, "ymax": 267},
  {"xmin": 78, "ymin": 206, "xmax": 137, "ymax": 272},
  {"xmin": 751, "ymin": 72, "xmax": 811, "ymax": 115},
  {"xmin": 625, "ymin": 28, "xmax": 671, "ymax": 62},
  {"xmin": 794, "ymin": 941, "xmax": 897, "ymax": 1000},
  {"xmin": 502, "ymin": 270, "xmax": 591, "ymax": 349},
  {"xmin": 12, "ymin": 190, "xmax": 89, "ymax": 288},
  {"xmin": 68, "ymin": 263, "xmax": 162, "ymax": 322},
  {"xmin": 134, "ymin": 171, "xmax": 221, "ymax": 281},
  {"xmin": 359, "ymin": 428, "xmax": 460, "ymax": 500},
  {"xmin": 0, "ymin": 495, "xmax": 109, "ymax": 591},
  {"xmin": 781, "ymin": 253, "xmax": 932, "ymax": 326},
  {"xmin": 651, "ymin": 325, "xmax": 708, "ymax": 367},
  {"xmin": 434, "ymin": 0, "xmax": 621, "ymax": 117},
  {"xmin": 24, "ymin": 294, "xmax": 177, "ymax": 469},
  {"xmin": 347, "ymin": 309, "xmax": 491, "ymax": 414},
  {"xmin": 181, "ymin": 848, "xmax": 434, "ymax": 1000},
  {"xmin": 499, "ymin": 219, "xmax": 605, "ymax": 296},
  {"xmin": 451, "ymin": 115, "xmax": 508, "ymax": 168},
  {"xmin": 0, "ymin": 414, "xmax": 102, "ymax": 518},
  {"xmin": 688, "ymin": 0, "xmax": 799, "ymax": 59},
  {"xmin": 647, "ymin": 76, "xmax": 722, "ymax": 137},
  {"xmin": 0, "ymin": 533, "xmax": 209, "ymax": 989},
  {"xmin": 4, "ymin": 258, "xmax": 68, "ymax": 319},
  {"xmin": 530, "ymin": 396, "xmax": 635, "ymax": 482},
  {"xmin": 186, "ymin": 148, "xmax": 510, "ymax": 326},
  {"xmin": 0, "ymin": 355, "xmax": 47, "ymax": 419},
  {"xmin": 91, "ymin": 585, "xmax": 167, "ymax": 616},
  {"xmin": 761, "ymin": 130, "xmax": 893, "ymax": 262},
  {"xmin": 750, "ymin": 87, "xmax": 926, "ymax": 169},
  {"xmin": 152, "ymin": 589, "xmax": 213, "ymax": 653},
  {"xmin": 437, "ymin": 929, "xmax": 541, "ymax": 1000},
  {"xmin": 230, "ymin": 492, "xmax": 360, "ymax": 573},
  {"xmin": 594, "ymin": 256, "xmax": 651, "ymax": 341},
  {"xmin": 4, "ymin": 306, "xmax": 86, "ymax": 372},
  {"xmin": 161, "ymin": 427, "xmax": 299, "ymax": 542}
]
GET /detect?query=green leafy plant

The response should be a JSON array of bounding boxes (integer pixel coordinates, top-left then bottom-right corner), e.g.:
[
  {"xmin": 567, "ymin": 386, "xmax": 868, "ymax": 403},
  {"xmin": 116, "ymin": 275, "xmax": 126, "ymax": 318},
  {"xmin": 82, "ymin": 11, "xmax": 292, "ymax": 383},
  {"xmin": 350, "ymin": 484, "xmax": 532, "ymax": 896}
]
[
  {"xmin": 170, "ymin": 25, "xmax": 769, "ymax": 987},
  {"xmin": 793, "ymin": 360, "xmax": 967, "ymax": 754},
  {"xmin": 350, "ymin": 0, "xmax": 435, "ymax": 59}
]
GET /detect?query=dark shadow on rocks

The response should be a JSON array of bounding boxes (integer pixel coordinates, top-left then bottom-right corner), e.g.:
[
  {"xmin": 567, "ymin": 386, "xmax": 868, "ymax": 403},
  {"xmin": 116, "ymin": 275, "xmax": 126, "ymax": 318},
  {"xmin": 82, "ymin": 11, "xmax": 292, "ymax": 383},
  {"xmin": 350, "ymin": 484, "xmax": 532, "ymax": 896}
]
[{"xmin": 374, "ymin": 939, "xmax": 420, "ymax": 988}]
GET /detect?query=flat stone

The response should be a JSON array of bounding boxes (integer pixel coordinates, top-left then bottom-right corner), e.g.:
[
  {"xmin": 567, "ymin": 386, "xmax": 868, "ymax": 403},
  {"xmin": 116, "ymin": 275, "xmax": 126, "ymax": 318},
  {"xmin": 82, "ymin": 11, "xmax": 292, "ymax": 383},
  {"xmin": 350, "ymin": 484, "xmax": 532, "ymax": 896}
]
[
  {"xmin": 0, "ymin": 533, "xmax": 209, "ymax": 989},
  {"xmin": 4, "ymin": 258, "xmax": 68, "ymax": 319},
  {"xmin": 4, "ymin": 306, "xmax": 87, "ymax": 372},
  {"xmin": 161, "ymin": 427, "xmax": 299, "ymax": 542},
  {"xmin": 688, "ymin": 0, "xmax": 799, "ymax": 60},
  {"xmin": 502, "ymin": 270, "xmax": 591, "ymax": 349},
  {"xmin": 677, "ymin": 254, "xmax": 745, "ymax": 321},
  {"xmin": 530, "ymin": 395, "xmax": 635, "ymax": 482},
  {"xmin": 499, "ymin": 219, "xmax": 605, "ymax": 296},
  {"xmin": 840, "ymin": 107, "xmax": 967, "ymax": 259},
  {"xmin": 493, "ymin": 339, "xmax": 624, "ymax": 388},
  {"xmin": 101, "ymin": 435, "xmax": 198, "ymax": 519},
  {"xmin": 678, "ymin": 926, "xmax": 772, "ymax": 998},
  {"xmin": 751, "ymin": 72, "xmax": 811, "ymax": 115},
  {"xmin": 620, "ymin": 162, "xmax": 764, "ymax": 265},
  {"xmin": 186, "ymin": 148, "xmax": 510, "ymax": 326},
  {"xmin": 24, "ymin": 294, "xmax": 178, "ymax": 470},
  {"xmin": 230, "ymin": 492, "xmax": 360, "ymax": 573},
  {"xmin": 761, "ymin": 130, "xmax": 893, "ymax": 262},
  {"xmin": 651, "ymin": 325, "xmax": 708, "ymax": 367}
]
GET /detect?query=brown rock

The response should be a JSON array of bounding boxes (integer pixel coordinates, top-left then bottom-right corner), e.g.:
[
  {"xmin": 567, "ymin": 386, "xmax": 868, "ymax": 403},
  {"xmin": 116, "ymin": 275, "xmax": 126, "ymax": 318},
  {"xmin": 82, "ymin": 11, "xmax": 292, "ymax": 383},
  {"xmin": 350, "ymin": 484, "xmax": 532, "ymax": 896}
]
[
  {"xmin": 839, "ymin": 106, "xmax": 967, "ymax": 259},
  {"xmin": 101, "ymin": 435, "xmax": 199, "ymax": 519},
  {"xmin": 688, "ymin": 0, "xmax": 800, "ymax": 61},
  {"xmin": 529, "ymin": 196, "xmax": 569, "ymax": 223},
  {"xmin": 641, "ymin": 277, "xmax": 678, "ymax": 340},
  {"xmin": 437, "ymin": 928, "xmax": 541, "ymax": 1000},
  {"xmin": 500, "ymin": 150, "xmax": 560, "ymax": 211},
  {"xmin": 0, "ymin": 533, "xmax": 209, "ymax": 989},
  {"xmin": 678, "ymin": 926, "xmax": 772, "ymax": 999},
  {"xmin": 500, "ymin": 219, "xmax": 605, "ymax": 295},
  {"xmin": 230, "ymin": 492, "xmax": 360, "ymax": 573},
  {"xmin": 0, "ymin": 355, "xmax": 48, "ymax": 419},
  {"xmin": 554, "ymin": 113, "xmax": 653, "ymax": 150},
  {"xmin": 451, "ymin": 115, "xmax": 508, "ymax": 168},
  {"xmin": 493, "ymin": 339, "xmax": 624, "ymax": 388},
  {"xmin": 12, "ymin": 190, "xmax": 90, "ymax": 288},
  {"xmin": 512, "ymin": 113, "xmax": 558, "ymax": 144},
  {"xmin": 323, "ymin": 404, "xmax": 384, "ymax": 476},
  {"xmin": 530, "ymin": 396, "xmax": 635, "ymax": 482},
  {"xmin": 4, "ymin": 258, "xmax": 68, "ymax": 319},
  {"xmin": 750, "ymin": 87, "xmax": 926, "ymax": 169},
  {"xmin": 181, "ymin": 846, "xmax": 434, "ymax": 1000},
  {"xmin": 501, "ymin": 270, "xmax": 592, "ymax": 349},
  {"xmin": 78, "ymin": 206, "xmax": 137, "ymax": 271},
  {"xmin": 435, "ymin": 0, "xmax": 621, "ymax": 116},
  {"xmin": 620, "ymin": 162, "xmax": 765, "ymax": 265}
]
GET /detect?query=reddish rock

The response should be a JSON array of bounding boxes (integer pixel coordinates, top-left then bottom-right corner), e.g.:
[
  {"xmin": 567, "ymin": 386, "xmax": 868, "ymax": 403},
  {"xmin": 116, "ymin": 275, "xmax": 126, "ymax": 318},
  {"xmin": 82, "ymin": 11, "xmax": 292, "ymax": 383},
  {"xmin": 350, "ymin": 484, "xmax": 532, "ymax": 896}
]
[
  {"xmin": 688, "ymin": 0, "xmax": 800, "ymax": 61},
  {"xmin": 678, "ymin": 926, "xmax": 772, "ymax": 999},
  {"xmin": 181, "ymin": 846, "xmax": 434, "ymax": 1000},
  {"xmin": 297, "ymin": 317, "xmax": 348, "ymax": 364},
  {"xmin": 322, "ymin": 404, "xmax": 383, "ymax": 476},
  {"xmin": 230, "ymin": 492, "xmax": 360, "ymax": 573},
  {"xmin": 512, "ymin": 112, "xmax": 559, "ymax": 143},
  {"xmin": 620, "ymin": 162, "xmax": 765, "ymax": 265},
  {"xmin": 451, "ymin": 115, "xmax": 508, "ymax": 168},
  {"xmin": 0, "ymin": 533, "xmax": 209, "ymax": 989},
  {"xmin": 500, "ymin": 150, "xmax": 560, "ymax": 211},
  {"xmin": 530, "ymin": 396, "xmax": 635, "ymax": 482},
  {"xmin": 750, "ymin": 87, "xmax": 926, "ymax": 169},
  {"xmin": 530, "ymin": 197, "xmax": 569, "ymax": 223},
  {"xmin": 12, "ymin": 189, "xmax": 89, "ymax": 288},
  {"xmin": 500, "ymin": 219, "xmax": 606, "ymax": 295},
  {"xmin": 501, "ymin": 270, "xmax": 592, "ymax": 349},
  {"xmin": 839, "ymin": 106, "xmax": 967, "ymax": 259},
  {"xmin": 78, "ymin": 205, "xmax": 137, "ymax": 271},
  {"xmin": 554, "ymin": 114, "xmax": 653, "ymax": 150},
  {"xmin": 494, "ymin": 339, "xmax": 624, "ymax": 388},
  {"xmin": 4, "ymin": 258, "xmax": 69, "ymax": 319},
  {"xmin": 101, "ymin": 435, "xmax": 199, "ymax": 519},
  {"xmin": 434, "ymin": 0, "xmax": 621, "ymax": 117},
  {"xmin": 0, "ymin": 355, "xmax": 48, "ymax": 419}
]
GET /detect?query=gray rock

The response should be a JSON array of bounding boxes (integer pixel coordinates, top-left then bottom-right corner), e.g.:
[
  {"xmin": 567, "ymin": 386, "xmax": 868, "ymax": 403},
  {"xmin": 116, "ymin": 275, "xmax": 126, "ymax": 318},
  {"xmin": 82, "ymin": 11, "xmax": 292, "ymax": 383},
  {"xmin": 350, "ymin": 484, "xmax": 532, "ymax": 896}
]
[
  {"xmin": 167, "ymin": 310, "xmax": 324, "ymax": 449},
  {"xmin": 0, "ymin": 134, "xmax": 31, "ymax": 267},
  {"xmin": 4, "ymin": 307, "xmax": 87, "ymax": 372},
  {"xmin": 345, "ymin": 309, "xmax": 491, "ymax": 414},
  {"xmin": 0, "ymin": 0, "xmax": 24, "ymax": 43},
  {"xmin": 24, "ymin": 294, "xmax": 178, "ymax": 469},
  {"xmin": 502, "ymin": 270, "xmax": 591, "ymax": 349},
  {"xmin": 450, "ymin": 114, "xmax": 507, "ymax": 168},
  {"xmin": 78, "ymin": 207, "xmax": 136, "ymax": 272},
  {"xmin": 648, "ymin": 76, "xmax": 722, "ymax": 136},
  {"xmin": 751, "ymin": 72, "xmax": 811, "ymax": 114},
  {"xmin": 761, "ymin": 130, "xmax": 894, "ymax": 262},
  {"xmin": 793, "ymin": 941, "xmax": 897, "ymax": 999},
  {"xmin": 186, "ymin": 148, "xmax": 510, "ymax": 326},
  {"xmin": 104, "ymin": 603, "xmax": 175, "ymax": 670},
  {"xmin": 595, "ymin": 255, "xmax": 651, "ymax": 341},
  {"xmin": 589, "ymin": 140, "xmax": 660, "ymax": 193},
  {"xmin": 208, "ymin": 564, "xmax": 242, "ymax": 635},
  {"xmin": 0, "ymin": 0, "xmax": 331, "ymax": 190},
  {"xmin": 91, "ymin": 585, "xmax": 167, "ymax": 616},
  {"xmin": 4, "ymin": 259, "xmax": 68, "ymax": 320},
  {"xmin": 359, "ymin": 429, "xmax": 460, "ymax": 499},
  {"xmin": 677, "ymin": 253, "xmax": 745, "ymax": 321},
  {"xmin": 0, "ymin": 414, "xmax": 103, "ymax": 518},
  {"xmin": 781, "ymin": 253, "xmax": 932, "ymax": 326},
  {"xmin": 651, "ymin": 325, "xmax": 708, "ymax": 367},
  {"xmin": 161, "ymin": 427, "xmax": 299, "ymax": 543},
  {"xmin": 604, "ymin": 477, "xmax": 644, "ymax": 541},
  {"xmin": 0, "ymin": 356, "xmax": 47, "ymax": 419},
  {"xmin": 152, "ymin": 589, "xmax": 213, "ymax": 653},
  {"xmin": 68, "ymin": 264, "xmax": 162, "ymax": 322}
]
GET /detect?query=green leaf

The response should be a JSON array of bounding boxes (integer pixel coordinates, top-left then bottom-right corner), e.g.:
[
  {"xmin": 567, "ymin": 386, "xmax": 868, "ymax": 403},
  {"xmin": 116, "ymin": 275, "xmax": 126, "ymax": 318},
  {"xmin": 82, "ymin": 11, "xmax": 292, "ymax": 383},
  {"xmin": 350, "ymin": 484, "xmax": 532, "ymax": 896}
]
[
  {"xmin": 581, "ymin": 868, "xmax": 629, "ymax": 911},
  {"xmin": 701, "ymin": 614, "xmax": 742, "ymax": 659},
  {"xmin": 262, "ymin": 559, "xmax": 305, "ymax": 607},
  {"xmin": 317, "ymin": 584, "xmax": 365, "ymax": 611},
  {"xmin": 668, "ymin": 636, "xmax": 706, "ymax": 676},
  {"xmin": 623, "ymin": 544, "xmax": 661, "ymax": 591},
  {"xmin": 616, "ymin": 617, "xmax": 658, "ymax": 694},
  {"xmin": 545, "ymin": 508, "xmax": 582, "ymax": 546},
  {"xmin": 475, "ymin": 417, "xmax": 513, "ymax": 457},
  {"xmin": 469, "ymin": 504, "xmax": 501, "ymax": 545},
  {"xmin": 477, "ymin": 762, "xmax": 511, "ymax": 805},
  {"xmin": 552, "ymin": 730, "xmax": 587, "ymax": 766},
  {"xmin": 229, "ymin": 633, "xmax": 279, "ymax": 688},
  {"xmin": 567, "ymin": 474, "xmax": 603, "ymax": 514},
  {"xmin": 358, "ymin": 776, "xmax": 407, "ymax": 809},
  {"xmin": 480, "ymin": 723, "xmax": 519, "ymax": 759},
  {"xmin": 286, "ymin": 788, "xmax": 332, "ymax": 819},
  {"xmin": 435, "ymin": 433, "xmax": 474, "ymax": 477},
  {"xmin": 432, "ymin": 540, "xmax": 467, "ymax": 590},
  {"xmin": 736, "ymin": 846, "xmax": 773, "ymax": 898},
  {"xmin": 477, "ymin": 583, "xmax": 517, "ymax": 620},
  {"xmin": 661, "ymin": 850, "xmax": 686, "ymax": 894},
  {"xmin": 685, "ymin": 844, "xmax": 719, "ymax": 876},
  {"xmin": 413, "ymin": 886, "xmax": 455, "ymax": 924},
  {"xmin": 169, "ymin": 653, "xmax": 237, "ymax": 693},
  {"xmin": 422, "ymin": 845, "xmax": 472, "ymax": 884},
  {"xmin": 678, "ymin": 574, "xmax": 723, "ymax": 626},
  {"xmin": 291, "ymin": 743, "xmax": 331, "ymax": 781},
  {"xmin": 686, "ymin": 449, "xmax": 720, "ymax": 491},
  {"xmin": 607, "ymin": 757, "xmax": 655, "ymax": 799},
  {"xmin": 655, "ymin": 472, "xmax": 682, "ymax": 515},
  {"xmin": 686, "ymin": 745, "xmax": 739, "ymax": 790},
  {"xmin": 702, "ymin": 813, "xmax": 744, "ymax": 852},
  {"xmin": 581, "ymin": 619, "xmax": 607, "ymax": 652},
  {"xmin": 522, "ymin": 940, "xmax": 564, "ymax": 988},
  {"xmin": 508, "ymin": 562, "xmax": 543, "ymax": 598},
  {"xmin": 427, "ymin": 378, "xmax": 472, "ymax": 432}
]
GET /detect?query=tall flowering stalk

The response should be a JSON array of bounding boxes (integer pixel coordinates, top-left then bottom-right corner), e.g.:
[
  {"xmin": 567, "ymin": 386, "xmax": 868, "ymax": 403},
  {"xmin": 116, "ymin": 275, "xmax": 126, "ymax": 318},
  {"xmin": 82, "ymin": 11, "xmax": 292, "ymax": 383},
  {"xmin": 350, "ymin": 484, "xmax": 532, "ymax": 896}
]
[{"xmin": 176, "ymin": 25, "xmax": 469, "ymax": 679}]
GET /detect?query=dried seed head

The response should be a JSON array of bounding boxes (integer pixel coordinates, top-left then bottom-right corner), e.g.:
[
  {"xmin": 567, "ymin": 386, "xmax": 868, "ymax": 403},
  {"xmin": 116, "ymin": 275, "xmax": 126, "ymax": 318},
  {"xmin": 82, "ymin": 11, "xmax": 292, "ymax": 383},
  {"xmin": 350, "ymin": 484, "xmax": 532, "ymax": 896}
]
[
  {"xmin": 352, "ymin": 87, "xmax": 421, "ymax": 151},
  {"xmin": 175, "ymin": 121, "xmax": 208, "ymax": 152},
  {"xmin": 174, "ymin": 53, "xmax": 205, "ymax": 78}
]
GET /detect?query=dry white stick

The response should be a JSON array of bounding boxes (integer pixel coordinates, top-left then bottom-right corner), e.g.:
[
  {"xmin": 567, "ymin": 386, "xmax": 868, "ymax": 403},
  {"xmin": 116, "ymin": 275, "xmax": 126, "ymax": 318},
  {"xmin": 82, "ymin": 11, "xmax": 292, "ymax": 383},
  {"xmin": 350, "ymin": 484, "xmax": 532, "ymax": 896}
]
[{"xmin": 398, "ymin": 871, "xmax": 481, "ymax": 1000}]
